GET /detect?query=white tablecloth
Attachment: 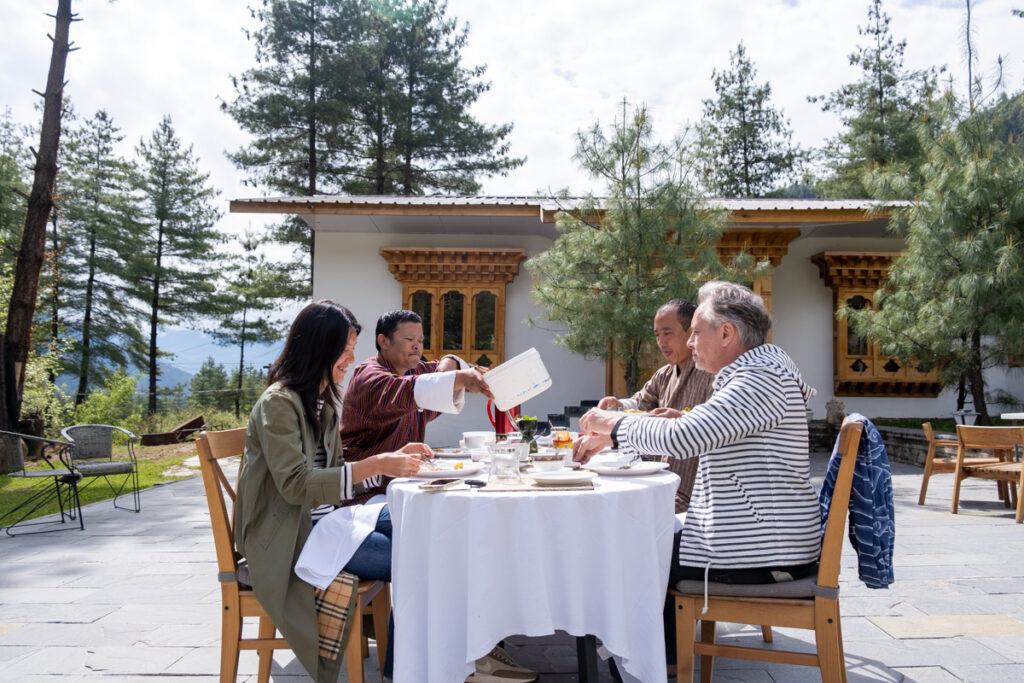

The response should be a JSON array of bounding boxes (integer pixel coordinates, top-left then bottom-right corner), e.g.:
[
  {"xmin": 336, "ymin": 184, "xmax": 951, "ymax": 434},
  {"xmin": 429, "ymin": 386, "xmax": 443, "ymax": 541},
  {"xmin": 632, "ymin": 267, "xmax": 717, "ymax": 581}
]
[{"xmin": 388, "ymin": 471, "xmax": 678, "ymax": 682}]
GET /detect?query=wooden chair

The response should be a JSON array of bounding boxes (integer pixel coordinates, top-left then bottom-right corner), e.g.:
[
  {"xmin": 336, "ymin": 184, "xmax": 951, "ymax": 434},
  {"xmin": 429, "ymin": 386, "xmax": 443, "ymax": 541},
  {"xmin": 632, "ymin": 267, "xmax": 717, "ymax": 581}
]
[
  {"xmin": 196, "ymin": 428, "xmax": 391, "ymax": 683},
  {"xmin": 952, "ymin": 425, "xmax": 1024, "ymax": 523},
  {"xmin": 670, "ymin": 419, "xmax": 864, "ymax": 683},
  {"xmin": 919, "ymin": 422, "xmax": 1001, "ymax": 505}
]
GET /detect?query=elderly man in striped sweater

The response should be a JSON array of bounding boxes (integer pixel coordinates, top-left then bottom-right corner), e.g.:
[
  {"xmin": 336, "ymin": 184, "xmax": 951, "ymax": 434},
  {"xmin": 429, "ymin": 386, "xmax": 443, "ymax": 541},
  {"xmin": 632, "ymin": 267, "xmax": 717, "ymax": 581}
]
[{"xmin": 576, "ymin": 280, "xmax": 821, "ymax": 586}]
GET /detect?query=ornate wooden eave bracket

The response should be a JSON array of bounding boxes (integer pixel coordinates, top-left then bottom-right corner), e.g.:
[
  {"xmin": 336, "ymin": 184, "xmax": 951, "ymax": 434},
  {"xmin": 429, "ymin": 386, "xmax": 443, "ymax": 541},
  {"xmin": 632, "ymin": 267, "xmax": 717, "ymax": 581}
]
[
  {"xmin": 811, "ymin": 251, "xmax": 897, "ymax": 290},
  {"xmin": 379, "ymin": 247, "xmax": 527, "ymax": 284},
  {"xmin": 716, "ymin": 229, "xmax": 801, "ymax": 267}
]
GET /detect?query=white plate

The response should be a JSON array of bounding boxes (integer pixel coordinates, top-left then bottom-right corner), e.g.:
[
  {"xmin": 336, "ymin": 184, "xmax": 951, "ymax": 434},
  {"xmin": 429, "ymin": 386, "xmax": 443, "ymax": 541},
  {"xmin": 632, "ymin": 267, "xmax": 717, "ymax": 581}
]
[
  {"xmin": 417, "ymin": 461, "xmax": 485, "ymax": 478},
  {"xmin": 583, "ymin": 461, "xmax": 670, "ymax": 476},
  {"xmin": 530, "ymin": 469, "xmax": 597, "ymax": 485},
  {"xmin": 432, "ymin": 448, "xmax": 472, "ymax": 459}
]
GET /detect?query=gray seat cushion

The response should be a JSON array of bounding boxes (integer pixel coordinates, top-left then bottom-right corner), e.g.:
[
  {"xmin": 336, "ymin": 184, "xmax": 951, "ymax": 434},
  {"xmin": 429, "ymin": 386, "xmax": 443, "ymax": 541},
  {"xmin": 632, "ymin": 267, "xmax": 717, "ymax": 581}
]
[
  {"xmin": 76, "ymin": 461, "xmax": 134, "ymax": 476},
  {"xmin": 675, "ymin": 575, "xmax": 837, "ymax": 599}
]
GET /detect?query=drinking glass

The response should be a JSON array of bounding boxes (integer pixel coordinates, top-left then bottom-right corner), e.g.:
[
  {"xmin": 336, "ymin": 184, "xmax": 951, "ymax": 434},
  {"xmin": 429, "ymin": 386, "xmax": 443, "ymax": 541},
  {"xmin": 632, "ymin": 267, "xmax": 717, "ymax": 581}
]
[{"xmin": 487, "ymin": 442, "xmax": 523, "ymax": 483}]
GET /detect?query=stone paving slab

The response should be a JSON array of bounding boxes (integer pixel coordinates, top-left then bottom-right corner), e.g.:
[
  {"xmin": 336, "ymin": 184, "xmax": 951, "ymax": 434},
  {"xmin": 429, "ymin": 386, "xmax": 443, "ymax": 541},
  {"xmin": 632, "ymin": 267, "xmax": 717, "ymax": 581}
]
[{"xmin": 2, "ymin": 454, "xmax": 1023, "ymax": 681}]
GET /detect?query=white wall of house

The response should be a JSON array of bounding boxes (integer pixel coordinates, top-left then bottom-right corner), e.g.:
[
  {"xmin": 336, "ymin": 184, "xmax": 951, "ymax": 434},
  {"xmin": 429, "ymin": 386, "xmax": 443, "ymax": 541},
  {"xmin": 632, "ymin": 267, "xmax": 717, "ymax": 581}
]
[
  {"xmin": 774, "ymin": 234, "xmax": 1024, "ymax": 420},
  {"xmin": 313, "ymin": 230, "xmax": 606, "ymax": 447}
]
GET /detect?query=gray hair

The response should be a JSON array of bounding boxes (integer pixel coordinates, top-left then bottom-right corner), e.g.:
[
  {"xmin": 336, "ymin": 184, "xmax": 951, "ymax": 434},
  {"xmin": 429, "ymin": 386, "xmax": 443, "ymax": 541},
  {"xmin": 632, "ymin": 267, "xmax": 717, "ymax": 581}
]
[{"xmin": 696, "ymin": 281, "xmax": 772, "ymax": 349}]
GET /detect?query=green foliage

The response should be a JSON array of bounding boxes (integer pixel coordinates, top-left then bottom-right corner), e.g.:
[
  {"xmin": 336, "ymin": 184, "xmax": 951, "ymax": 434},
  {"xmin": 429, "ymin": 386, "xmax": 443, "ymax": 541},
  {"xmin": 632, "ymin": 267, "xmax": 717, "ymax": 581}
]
[
  {"xmin": 59, "ymin": 110, "xmax": 148, "ymax": 403},
  {"xmin": 697, "ymin": 43, "xmax": 800, "ymax": 197},
  {"xmin": 528, "ymin": 101, "xmax": 768, "ymax": 394},
  {"xmin": 810, "ymin": 0, "xmax": 939, "ymax": 198},
  {"xmin": 133, "ymin": 115, "xmax": 223, "ymax": 415},
  {"xmin": 225, "ymin": 0, "xmax": 522, "ymax": 280},
  {"xmin": 209, "ymin": 231, "xmax": 292, "ymax": 415},
  {"xmin": 189, "ymin": 357, "xmax": 233, "ymax": 412},
  {"xmin": 73, "ymin": 371, "xmax": 143, "ymax": 427},
  {"xmin": 849, "ymin": 92, "xmax": 1024, "ymax": 423},
  {"xmin": 0, "ymin": 107, "xmax": 30, "ymax": 267}
]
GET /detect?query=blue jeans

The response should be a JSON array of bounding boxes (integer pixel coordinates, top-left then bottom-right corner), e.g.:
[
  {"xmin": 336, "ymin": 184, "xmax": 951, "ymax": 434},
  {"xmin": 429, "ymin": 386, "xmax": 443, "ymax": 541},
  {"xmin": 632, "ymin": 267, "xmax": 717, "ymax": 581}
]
[{"xmin": 342, "ymin": 505, "xmax": 395, "ymax": 677}]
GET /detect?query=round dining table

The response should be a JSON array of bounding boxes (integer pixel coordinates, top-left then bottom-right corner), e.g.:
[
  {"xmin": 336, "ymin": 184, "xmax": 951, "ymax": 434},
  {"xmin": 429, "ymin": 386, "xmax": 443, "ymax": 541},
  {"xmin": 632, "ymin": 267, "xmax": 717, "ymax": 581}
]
[{"xmin": 387, "ymin": 470, "xmax": 678, "ymax": 682}]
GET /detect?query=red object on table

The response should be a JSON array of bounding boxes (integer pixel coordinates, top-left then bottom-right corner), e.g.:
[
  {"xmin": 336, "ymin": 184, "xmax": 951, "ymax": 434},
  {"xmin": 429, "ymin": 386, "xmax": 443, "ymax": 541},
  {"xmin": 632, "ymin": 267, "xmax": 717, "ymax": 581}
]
[{"xmin": 486, "ymin": 400, "xmax": 520, "ymax": 436}]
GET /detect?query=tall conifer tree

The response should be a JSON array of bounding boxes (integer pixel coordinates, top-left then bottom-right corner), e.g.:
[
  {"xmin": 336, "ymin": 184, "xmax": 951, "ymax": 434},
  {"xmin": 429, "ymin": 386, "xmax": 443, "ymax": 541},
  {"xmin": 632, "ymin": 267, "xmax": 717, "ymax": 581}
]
[
  {"xmin": 697, "ymin": 43, "xmax": 800, "ymax": 198},
  {"xmin": 61, "ymin": 110, "xmax": 146, "ymax": 404},
  {"xmin": 134, "ymin": 116, "xmax": 222, "ymax": 415},
  {"xmin": 810, "ymin": 0, "xmax": 938, "ymax": 197}
]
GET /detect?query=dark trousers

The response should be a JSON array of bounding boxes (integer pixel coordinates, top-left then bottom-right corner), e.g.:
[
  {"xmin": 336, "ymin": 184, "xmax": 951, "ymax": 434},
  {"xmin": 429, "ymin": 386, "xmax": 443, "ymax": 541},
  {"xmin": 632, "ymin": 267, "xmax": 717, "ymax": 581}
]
[{"xmin": 663, "ymin": 531, "xmax": 817, "ymax": 663}]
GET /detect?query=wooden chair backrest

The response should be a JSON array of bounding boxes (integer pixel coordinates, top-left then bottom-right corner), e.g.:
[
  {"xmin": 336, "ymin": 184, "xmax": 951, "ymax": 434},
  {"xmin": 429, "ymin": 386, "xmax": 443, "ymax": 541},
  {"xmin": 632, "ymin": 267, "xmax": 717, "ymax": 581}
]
[
  {"xmin": 956, "ymin": 425, "xmax": 1024, "ymax": 452},
  {"xmin": 196, "ymin": 428, "xmax": 248, "ymax": 577},
  {"xmin": 921, "ymin": 422, "xmax": 936, "ymax": 444},
  {"xmin": 817, "ymin": 419, "xmax": 865, "ymax": 590}
]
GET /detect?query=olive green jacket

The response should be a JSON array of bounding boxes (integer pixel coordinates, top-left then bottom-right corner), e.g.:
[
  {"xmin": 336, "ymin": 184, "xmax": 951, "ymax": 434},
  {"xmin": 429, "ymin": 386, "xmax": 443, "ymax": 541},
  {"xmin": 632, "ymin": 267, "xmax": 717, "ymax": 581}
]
[{"xmin": 235, "ymin": 383, "xmax": 348, "ymax": 683}]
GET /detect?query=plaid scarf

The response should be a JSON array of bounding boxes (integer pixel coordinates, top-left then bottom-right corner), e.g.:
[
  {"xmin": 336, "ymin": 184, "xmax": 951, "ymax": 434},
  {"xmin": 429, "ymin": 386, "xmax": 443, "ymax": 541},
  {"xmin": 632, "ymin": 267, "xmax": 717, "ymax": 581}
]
[{"xmin": 314, "ymin": 571, "xmax": 360, "ymax": 660}]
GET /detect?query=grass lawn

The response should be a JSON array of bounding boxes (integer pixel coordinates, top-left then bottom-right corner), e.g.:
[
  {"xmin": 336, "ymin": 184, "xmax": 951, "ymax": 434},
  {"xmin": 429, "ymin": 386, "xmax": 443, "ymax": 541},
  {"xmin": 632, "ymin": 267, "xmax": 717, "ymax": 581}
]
[{"xmin": 0, "ymin": 441, "xmax": 200, "ymax": 528}]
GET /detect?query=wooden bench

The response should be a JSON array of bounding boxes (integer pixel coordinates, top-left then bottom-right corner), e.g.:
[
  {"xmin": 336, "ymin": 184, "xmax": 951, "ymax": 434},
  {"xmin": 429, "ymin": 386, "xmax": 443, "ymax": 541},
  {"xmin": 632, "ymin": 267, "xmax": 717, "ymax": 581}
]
[{"xmin": 141, "ymin": 415, "xmax": 206, "ymax": 446}]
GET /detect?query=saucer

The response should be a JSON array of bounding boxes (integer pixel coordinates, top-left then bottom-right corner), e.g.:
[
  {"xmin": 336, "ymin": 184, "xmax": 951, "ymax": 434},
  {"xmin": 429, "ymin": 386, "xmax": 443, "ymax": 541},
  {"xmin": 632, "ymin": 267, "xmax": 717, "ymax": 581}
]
[{"xmin": 530, "ymin": 470, "xmax": 597, "ymax": 486}]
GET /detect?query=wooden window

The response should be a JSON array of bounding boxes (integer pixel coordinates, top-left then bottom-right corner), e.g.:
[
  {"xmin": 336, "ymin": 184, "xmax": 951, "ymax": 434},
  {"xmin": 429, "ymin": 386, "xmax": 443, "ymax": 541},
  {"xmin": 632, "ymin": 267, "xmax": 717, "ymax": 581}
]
[
  {"xmin": 380, "ymin": 248, "xmax": 526, "ymax": 367},
  {"xmin": 813, "ymin": 251, "xmax": 941, "ymax": 397}
]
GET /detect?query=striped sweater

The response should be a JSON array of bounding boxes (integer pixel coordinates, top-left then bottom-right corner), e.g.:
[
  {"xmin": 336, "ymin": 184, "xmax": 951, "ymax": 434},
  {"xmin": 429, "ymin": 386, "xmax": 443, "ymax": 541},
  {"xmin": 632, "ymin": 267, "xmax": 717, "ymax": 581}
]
[{"xmin": 615, "ymin": 344, "xmax": 820, "ymax": 569}]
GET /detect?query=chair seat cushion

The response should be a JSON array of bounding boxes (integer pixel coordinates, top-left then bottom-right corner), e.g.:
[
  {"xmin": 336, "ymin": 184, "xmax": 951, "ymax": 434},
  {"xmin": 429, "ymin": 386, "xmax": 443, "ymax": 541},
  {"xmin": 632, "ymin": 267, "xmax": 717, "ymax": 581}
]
[
  {"xmin": 675, "ymin": 575, "xmax": 834, "ymax": 599},
  {"xmin": 236, "ymin": 560, "xmax": 252, "ymax": 588},
  {"xmin": 76, "ymin": 461, "xmax": 134, "ymax": 476}
]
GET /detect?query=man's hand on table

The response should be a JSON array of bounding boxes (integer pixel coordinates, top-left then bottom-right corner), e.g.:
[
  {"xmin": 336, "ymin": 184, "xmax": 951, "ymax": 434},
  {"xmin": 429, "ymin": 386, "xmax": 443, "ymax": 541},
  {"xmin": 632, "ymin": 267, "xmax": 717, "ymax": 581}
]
[
  {"xmin": 572, "ymin": 433, "xmax": 612, "ymax": 464},
  {"xmin": 597, "ymin": 396, "xmax": 623, "ymax": 410},
  {"xmin": 649, "ymin": 407, "xmax": 683, "ymax": 418},
  {"xmin": 375, "ymin": 442, "xmax": 433, "ymax": 478}
]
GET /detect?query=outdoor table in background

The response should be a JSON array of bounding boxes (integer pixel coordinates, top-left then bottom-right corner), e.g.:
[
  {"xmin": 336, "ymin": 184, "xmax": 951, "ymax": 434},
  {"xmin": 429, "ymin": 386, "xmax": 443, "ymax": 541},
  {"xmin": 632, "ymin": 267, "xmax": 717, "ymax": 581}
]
[
  {"xmin": 387, "ymin": 471, "xmax": 678, "ymax": 682},
  {"xmin": 1000, "ymin": 413, "xmax": 1024, "ymax": 420}
]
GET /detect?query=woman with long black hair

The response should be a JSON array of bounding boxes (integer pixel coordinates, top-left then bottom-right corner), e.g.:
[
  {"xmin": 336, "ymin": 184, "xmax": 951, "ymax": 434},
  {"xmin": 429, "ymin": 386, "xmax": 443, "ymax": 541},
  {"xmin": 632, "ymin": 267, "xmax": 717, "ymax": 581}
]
[{"xmin": 234, "ymin": 300, "xmax": 427, "ymax": 682}]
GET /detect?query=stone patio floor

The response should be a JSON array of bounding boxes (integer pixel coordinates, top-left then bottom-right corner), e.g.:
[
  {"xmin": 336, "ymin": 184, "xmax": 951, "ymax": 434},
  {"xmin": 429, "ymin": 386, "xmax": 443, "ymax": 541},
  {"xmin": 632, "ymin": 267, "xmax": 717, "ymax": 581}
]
[{"xmin": 1, "ymin": 454, "xmax": 1023, "ymax": 682}]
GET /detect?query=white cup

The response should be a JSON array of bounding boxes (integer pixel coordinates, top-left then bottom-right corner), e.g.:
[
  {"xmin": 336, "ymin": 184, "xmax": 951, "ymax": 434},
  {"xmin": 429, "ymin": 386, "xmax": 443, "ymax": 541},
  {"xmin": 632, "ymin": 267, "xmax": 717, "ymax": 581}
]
[{"xmin": 464, "ymin": 433, "xmax": 487, "ymax": 449}]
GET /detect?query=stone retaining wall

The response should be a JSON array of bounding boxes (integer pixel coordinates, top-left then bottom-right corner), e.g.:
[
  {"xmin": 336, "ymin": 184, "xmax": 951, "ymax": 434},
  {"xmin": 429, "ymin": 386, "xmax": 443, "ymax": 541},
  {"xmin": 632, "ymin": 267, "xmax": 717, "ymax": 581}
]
[{"xmin": 809, "ymin": 420, "xmax": 947, "ymax": 468}]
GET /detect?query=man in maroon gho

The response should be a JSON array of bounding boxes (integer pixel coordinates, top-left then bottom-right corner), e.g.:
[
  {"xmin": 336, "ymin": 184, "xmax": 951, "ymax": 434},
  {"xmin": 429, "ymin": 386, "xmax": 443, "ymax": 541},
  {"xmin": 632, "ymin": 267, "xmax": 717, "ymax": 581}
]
[{"xmin": 341, "ymin": 309, "xmax": 491, "ymax": 503}]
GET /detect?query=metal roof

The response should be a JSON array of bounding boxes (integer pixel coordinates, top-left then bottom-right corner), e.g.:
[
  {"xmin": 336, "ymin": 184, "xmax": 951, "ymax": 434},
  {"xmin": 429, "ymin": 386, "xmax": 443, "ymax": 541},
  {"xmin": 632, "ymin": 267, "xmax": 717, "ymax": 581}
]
[{"xmin": 230, "ymin": 194, "xmax": 910, "ymax": 213}]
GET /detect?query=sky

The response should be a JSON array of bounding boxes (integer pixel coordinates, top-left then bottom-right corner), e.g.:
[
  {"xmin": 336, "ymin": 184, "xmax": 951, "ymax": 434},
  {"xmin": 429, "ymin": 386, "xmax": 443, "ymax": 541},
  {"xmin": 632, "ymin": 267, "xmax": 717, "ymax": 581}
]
[{"xmin": 2, "ymin": 0, "xmax": 1022, "ymax": 371}]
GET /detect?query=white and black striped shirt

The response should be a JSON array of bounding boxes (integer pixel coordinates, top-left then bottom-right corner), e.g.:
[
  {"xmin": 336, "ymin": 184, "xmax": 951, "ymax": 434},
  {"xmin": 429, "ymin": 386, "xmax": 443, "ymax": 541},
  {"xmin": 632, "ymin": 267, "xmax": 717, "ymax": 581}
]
[
  {"xmin": 311, "ymin": 400, "xmax": 355, "ymax": 524},
  {"xmin": 615, "ymin": 344, "xmax": 820, "ymax": 569}
]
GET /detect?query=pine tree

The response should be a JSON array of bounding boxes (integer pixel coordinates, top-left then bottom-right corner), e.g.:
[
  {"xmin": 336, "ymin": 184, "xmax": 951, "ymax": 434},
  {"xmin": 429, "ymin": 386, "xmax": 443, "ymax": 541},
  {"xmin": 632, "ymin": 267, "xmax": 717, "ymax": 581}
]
[
  {"xmin": 697, "ymin": 42, "xmax": 800, "ymax": 198},
  {"xmin": 224, "ymin": 0, "xmax": 367, "ymax": 288},
  {"xmin": 224, "ymin": 0, "xmax": 523, "ymax": 282},
  {"xmin": 208, "ymin": 231, "xmax": 291, "ymax": 417},
  {"xmin": 134, "ymin": 116, "xmax": 222, "ymax": 415},
  {"xmin": 528, "ymin": 101, "xmax": 767, "ymax": 394},
  {"xmin": 60, "ymin": 110, "xmax": 147, "ymax": 405},
  {"xmin": 810, "ymin": 0, "xmax": 939, "ymax": 198},
  {"xmin": 850, "ymin": 93, "xmax": 1024, "ymax": 424},
  {"xmin": 189, "ymin": 357, "xmax": 233, "ymax": 412},
  {"xmin": 344, "ymin": 0, "xmax": 523, "ymax": 195},
  {"xmin": 0, "ymin": 108, "xmax": 31, "ymax": 266}
]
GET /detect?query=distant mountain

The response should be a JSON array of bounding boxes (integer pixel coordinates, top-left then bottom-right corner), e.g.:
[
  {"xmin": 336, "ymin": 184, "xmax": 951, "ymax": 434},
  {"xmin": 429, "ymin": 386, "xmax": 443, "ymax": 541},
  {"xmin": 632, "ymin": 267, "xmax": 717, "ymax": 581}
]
[
  {"xmin": 158, "ymin": 327, "xmax": 284, "ymax": 377},
  {"xmin": 57, "ymin": 362, "xmax": 194, "ymax": 397},
  {"xmin": 53, "ymin": 328, "xmax": 285, "ymax": 399}
]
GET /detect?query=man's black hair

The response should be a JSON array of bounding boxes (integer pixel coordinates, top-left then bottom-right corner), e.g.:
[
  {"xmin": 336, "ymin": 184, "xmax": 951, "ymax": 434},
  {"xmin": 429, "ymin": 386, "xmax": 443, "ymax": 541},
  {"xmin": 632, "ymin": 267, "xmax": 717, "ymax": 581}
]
[
  {"xmin": 375, "ymin": 309, "xmax": 422, "ymax": 351},
  {"xmin": 660, "ymin": 298, "xmax": 698, "ymax": 329}
]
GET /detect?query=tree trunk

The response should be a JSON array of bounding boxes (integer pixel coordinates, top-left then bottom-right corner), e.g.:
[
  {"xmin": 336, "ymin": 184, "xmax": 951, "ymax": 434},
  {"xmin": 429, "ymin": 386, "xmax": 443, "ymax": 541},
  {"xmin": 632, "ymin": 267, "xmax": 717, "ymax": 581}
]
[
  {"xmin": 47, "ymin": 211, "xmax": 60, "ymax": 384},
  {"xmin": 305, "ymin": 1, "xmax": 317, "ymax": 290},
  {"xmin": 0, "ymin": 0, "xmax": 74, "ymax": 436},
  {"xmin": 968, "ymin": 329, "xmax": 989, "ymax": 425},
  {"xmin": 235, "ymin": 304, "xmax": 247, "ymax": 418},
  {"xmin": 75, "ymin": 227, "xmax": 97, "ymax": 406},
  {"xmin": 147, "ymin": 220, "xmax": 164, "ymax": 415}
]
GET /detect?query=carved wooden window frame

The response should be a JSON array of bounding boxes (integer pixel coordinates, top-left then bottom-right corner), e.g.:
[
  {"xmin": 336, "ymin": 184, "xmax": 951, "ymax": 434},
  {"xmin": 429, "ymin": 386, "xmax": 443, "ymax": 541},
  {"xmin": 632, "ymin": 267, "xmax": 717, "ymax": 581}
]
[
  {"xmin": 812, "ymin": 251, "xmax": 941, "ymax": 397},
  {"xmin": 380, "ymin": 248, "xmax": 526, "ymax": 367}
]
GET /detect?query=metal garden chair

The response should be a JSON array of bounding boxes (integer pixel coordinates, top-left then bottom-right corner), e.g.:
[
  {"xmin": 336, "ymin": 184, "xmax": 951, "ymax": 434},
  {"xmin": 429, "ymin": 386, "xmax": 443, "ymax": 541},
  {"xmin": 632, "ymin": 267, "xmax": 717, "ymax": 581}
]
[
  {"xmin": 60, "ymin": 424, "xmax": 141, "ymax": 513},
  {"xmin": 0, "ymin": 429, "xmax": 83, "ymax": 536}
]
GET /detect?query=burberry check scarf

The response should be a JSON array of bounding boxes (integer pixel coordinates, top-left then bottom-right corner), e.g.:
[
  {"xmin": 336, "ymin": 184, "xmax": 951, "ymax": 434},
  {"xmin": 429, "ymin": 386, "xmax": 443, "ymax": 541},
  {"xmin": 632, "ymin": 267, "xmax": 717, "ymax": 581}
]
[{"xmin": 314, "ymin": 571, "xmax": 360, "ymax": 660}]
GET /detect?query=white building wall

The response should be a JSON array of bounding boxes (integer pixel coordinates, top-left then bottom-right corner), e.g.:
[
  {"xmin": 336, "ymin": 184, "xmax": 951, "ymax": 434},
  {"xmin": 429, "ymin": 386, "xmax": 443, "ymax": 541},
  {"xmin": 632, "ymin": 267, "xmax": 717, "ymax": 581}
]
[
  {"xmin": 314, "ymin": 230, "xmax": 606, "ymax": 447},
  {"xmin": 774, "ymin": 235, "xmax": 1024, "ymax": 420}
]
